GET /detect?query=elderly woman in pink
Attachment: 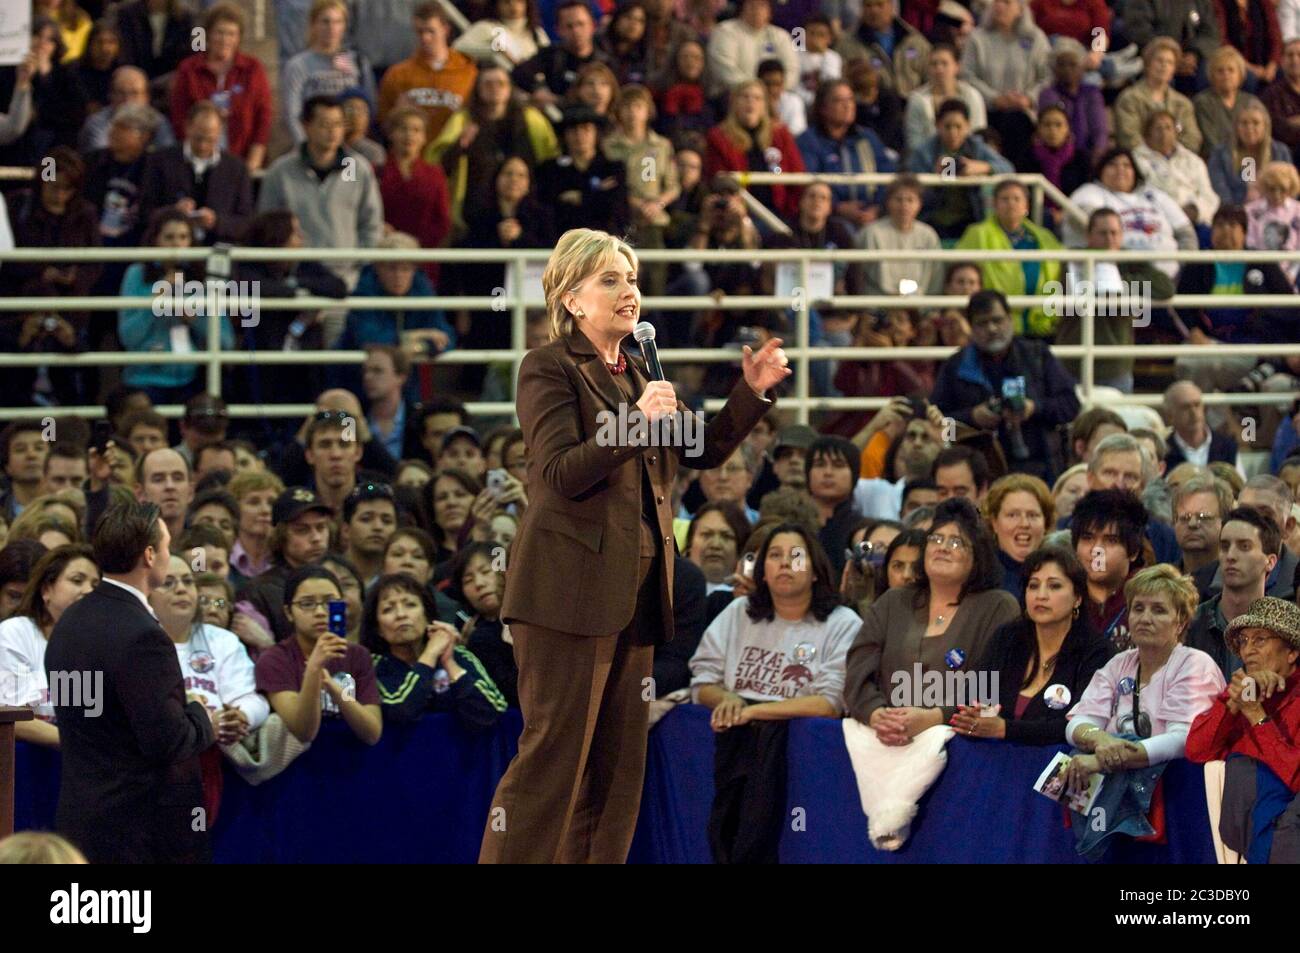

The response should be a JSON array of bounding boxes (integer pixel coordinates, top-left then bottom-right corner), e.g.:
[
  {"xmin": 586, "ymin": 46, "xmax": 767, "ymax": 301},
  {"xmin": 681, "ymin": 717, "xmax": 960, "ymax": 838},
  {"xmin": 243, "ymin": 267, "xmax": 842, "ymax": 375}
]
[
  {"xmin": 1060, "ymin": 564, "xmax": 1224, "ymax": 858},
  {"xmin": 1246, "ymin": 161, "xmax": 1300, "ymax": 287},
  {"xmin": 1065, "ymin": 565, "xmax": 1224, "ymax": 781}
]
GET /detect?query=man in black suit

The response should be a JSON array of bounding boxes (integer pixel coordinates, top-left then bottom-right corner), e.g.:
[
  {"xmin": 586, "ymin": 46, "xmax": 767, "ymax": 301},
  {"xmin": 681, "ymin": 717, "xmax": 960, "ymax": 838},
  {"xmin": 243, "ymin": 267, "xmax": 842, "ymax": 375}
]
[
  {"xmin": 45, "ymin": 500, "xmax": 215, "ymax": 864},
  {"xmin": 140, "ymin": 101, "xmax": 254, "ymax": 244},
  {"xmin": 1162, "ymin": 381, "xmax": 1242, "ymax": 472}
]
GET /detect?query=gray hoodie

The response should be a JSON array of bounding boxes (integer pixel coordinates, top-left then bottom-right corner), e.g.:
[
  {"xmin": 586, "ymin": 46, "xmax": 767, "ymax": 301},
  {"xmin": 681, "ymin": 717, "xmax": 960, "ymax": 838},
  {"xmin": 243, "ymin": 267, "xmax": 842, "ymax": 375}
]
[{"xmin": 961, "ymin": 4, "xmax": 1052, "ymax": 108}]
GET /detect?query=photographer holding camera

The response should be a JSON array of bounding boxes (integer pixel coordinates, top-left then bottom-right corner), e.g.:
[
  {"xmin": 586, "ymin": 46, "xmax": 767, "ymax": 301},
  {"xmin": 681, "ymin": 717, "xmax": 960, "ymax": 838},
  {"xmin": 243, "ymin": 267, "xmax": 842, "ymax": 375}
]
[{"xmin": 931, "ymin": 290, "xmax": 1080, "ymax": 483}]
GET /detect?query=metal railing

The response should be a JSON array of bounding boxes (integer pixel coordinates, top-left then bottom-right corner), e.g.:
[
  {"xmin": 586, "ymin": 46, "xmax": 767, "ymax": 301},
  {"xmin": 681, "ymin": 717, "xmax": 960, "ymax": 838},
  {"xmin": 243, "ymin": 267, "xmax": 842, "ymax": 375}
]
[{"xmin": 0, "ymin": 244, "xmax": 1297, "ymax": 423}]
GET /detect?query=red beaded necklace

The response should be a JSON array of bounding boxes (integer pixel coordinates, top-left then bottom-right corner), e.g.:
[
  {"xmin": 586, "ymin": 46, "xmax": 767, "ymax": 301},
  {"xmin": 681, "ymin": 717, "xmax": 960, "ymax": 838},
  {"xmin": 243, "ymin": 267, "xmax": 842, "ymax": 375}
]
[{"xmin": 605, "ymin": 352, "xmax": 627, "ymax": 375}]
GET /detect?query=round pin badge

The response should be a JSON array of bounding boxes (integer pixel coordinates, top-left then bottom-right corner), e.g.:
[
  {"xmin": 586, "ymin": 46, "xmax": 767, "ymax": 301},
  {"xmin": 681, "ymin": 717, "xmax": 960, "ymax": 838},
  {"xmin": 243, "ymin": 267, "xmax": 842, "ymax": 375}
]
[
  {"xmin": 792, "ymin": 641, "xmax": 817, "ymax": 665},
  {"xmin": 1044, "ymin": 684, "xmax": 1072, "ymax": 710},
  {"xmin": 1118, "ymin": 676, "xmax": 1135, "ymax": 695},
  {"xmin": 945, "ymin": 647, "xmax": 966, "ymax": 669},
  {"xmin": 433, "ymin": 668, "xmax": 452, "ymax": 694},
  {"xmin": 189, "ymin": 650, "xmax": 215, "ymax": 674},
  {"xmin": 763, "ymin": 146, "xmax": 783, "ymax": 172},
  {"xmin": 1246, "ymin": 269, "xmax": 1264, "ymax": 286}
]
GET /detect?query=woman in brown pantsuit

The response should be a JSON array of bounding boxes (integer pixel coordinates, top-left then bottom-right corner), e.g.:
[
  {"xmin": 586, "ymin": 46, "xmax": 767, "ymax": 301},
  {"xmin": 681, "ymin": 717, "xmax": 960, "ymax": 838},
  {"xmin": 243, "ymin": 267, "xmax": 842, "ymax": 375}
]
[{"xmin": 479, "ymin": 228, "xmax": 791, "ymax": 863}]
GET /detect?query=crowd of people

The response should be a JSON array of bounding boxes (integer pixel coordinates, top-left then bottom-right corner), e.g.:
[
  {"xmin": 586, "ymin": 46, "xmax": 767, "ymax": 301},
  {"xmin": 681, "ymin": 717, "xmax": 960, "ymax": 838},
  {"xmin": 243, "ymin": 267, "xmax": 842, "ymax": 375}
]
[{"xmin": 0, "ymin": 0, "xmax": 1298, "ymax": 864}]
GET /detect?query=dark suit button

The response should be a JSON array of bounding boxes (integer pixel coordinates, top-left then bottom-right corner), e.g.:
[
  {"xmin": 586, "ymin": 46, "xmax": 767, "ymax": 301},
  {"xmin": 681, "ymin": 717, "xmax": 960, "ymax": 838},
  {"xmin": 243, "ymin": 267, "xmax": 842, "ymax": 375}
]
[
  {"xmin": 657, "ymin": 495, "xmax": 664, "ymax": 504},
  {"xmin": 663, "ymin": 536, "xmax": 671, "ymax": 545},
  {"xmin": 649, "ymin": 455, "xmax": 656, "ymax": 463}
]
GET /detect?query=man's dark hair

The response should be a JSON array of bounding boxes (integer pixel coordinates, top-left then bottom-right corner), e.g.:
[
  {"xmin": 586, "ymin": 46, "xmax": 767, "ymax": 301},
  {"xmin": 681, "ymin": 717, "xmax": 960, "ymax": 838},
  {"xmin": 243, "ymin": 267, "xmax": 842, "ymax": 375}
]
[
  {"xmin": 44, "ymin": 443, "xmax": 87, "ymax": 473},
  {"xmin": 555, "ymin": 0, "xmax": 593, "ymax": 21},
  {"xmin": 993, "ymin": 179, "xmax": 1030, "ymax": 201},
  {"xmin": 301, "ymin": 94, "xmax": 343, "ymax": 127},
  {"xmin": 188, "ymin": 489, "xmax": 240, "ymax": 529},
  {"xmin": 342, "ymin": 481, "xmax": 397, "ymax": 524},
  {"xmin": 176, "ymin": 523, "xmax": 231, "ymax": 560},
  {"xmin": 0, "ymin": 540, "xmax": 49, "ymax": 591},
  {"xmin": 0, "ymin": 422, "xmax": 45, "ymax": 470},
  {"xmin": 1222, "ymin": 506, "xmax": 1282, "ymax": 559},
  {"xmin": 936, "ymin": 98, "xmax": 969, "ymax": 122},
  {"xmin": 931, "ymin": 445, "xmax": 990, "ymax": 493},
  {"xmin": 1069, "ymin": 406, "xmax": 1126, "ymax": 458},
  {"xmin": 194, "ymin": 470, "xmax": 234, "ymax": 496},
  {"xmin": 804, "ymin": 435, "xmax": 860, "ymax": 485},
  {"xmin": 910, "ymin": 497, "xmax": 1003, "ymax": 603},
  {"xmin": 121, "ymin": 408, "xmax": 169, "ymax": 440},
  {"xmin": 1086, "ymin": 206, "xmax": 1123, "ymax": 232},
  {"xmin": 1070, "ymin": 489, "xmax": 1148, "ymax": 563},
  {"xmin": 901, "ymin": 478, "xmax": 939, "ymax": 507},
  {"xmin": 321, "ymin": 553, "xmax": 365, "ymax": 595},
  {"xmin": 104, "ymin": 385, "xmax": 148, "ymax": 426},
  {"xmin": 745, "ymin": 522, "xmax": 841, "ymax": 623},
  {"xmin": 757, "ymin": 58, "xmax": 785, "ymax": 77},
  {"xmin": 196, "ymin": 441, "xmax": 236, "ymax": 470},
  {"xmin": 1212, "ymin": 204, "xmax": 1248, "ymax": 231},
  {"xmin": 967, "ymin": 288, "xmax": 1010, "ymax": 322},
  {"xmin": 93, "ymin": 501, "xmax": 163, "ymax": 575}
]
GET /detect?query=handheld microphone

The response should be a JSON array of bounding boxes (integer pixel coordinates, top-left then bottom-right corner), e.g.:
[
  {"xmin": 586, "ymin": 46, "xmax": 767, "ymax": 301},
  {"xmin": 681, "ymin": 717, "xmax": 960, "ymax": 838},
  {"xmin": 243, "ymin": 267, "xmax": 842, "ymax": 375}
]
[{"xmin": 633, "ymin": 322, "xmax": 665, "ymax": 381}]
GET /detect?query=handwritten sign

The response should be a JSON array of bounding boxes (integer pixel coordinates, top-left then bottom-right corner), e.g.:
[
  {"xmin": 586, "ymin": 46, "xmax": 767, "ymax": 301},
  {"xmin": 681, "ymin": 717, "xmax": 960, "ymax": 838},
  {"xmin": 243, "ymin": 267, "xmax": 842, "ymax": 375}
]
[{"xmin": 0, "ymin": 0, "xmax": 31, "ymax": 67}]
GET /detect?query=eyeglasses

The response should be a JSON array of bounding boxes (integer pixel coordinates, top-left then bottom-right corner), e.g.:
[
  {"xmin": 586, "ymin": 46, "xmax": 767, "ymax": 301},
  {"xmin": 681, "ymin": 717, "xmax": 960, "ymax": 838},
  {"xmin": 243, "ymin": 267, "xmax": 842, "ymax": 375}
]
[
  {"xmin": 313, "ymin": 409, "xmax": 354, "ymax": 423},
  {"xmin": 1175, "ymin": 512, "xmax": 1220, "ymax": 527},
  {"xmin": 927, "ymin": 533, "xmax": 969, "ymax": 551},
  {"xmin": 1235, "ymin": 633, "xmax": 1281, "ymax": 651},
  {"xmin": 198, "ymin": 595, "xmax": 228, "ymax": 609},
  {"xmin": 291, "ymin": 598, "xmax": 335, "ymax": 612}
]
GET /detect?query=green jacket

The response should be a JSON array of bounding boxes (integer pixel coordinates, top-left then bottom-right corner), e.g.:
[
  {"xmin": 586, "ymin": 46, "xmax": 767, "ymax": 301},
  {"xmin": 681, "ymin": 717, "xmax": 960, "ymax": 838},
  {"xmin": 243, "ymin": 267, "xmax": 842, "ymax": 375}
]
[{"xmin": 956, "ymin": 216, "xmax": 1062, "ymax": 337}]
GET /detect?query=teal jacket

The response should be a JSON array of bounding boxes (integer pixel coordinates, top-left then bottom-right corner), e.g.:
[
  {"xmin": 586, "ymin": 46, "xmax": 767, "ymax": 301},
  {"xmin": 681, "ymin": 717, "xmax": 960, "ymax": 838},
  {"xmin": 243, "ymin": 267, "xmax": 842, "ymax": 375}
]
[{"xmin": 118, "ymin": 263, "xmax": 235, "ymax": 390}]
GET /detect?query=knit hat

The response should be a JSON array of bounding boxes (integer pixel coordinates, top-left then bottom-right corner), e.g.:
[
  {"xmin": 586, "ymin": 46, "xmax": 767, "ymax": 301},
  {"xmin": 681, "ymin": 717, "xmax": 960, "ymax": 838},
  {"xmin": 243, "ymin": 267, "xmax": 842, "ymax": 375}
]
[{"xmin": 1225, "ymin": 596, "xmax": 1300, "ymax": 655}]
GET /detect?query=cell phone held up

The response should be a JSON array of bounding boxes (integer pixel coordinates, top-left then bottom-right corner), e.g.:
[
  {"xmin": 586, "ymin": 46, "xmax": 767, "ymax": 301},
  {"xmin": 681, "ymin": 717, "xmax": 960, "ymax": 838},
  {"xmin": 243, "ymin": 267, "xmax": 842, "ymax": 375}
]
[
  {"xmin": 486, "ymin": 468, "xmax": 508, "ymax": 499},
  {"xmin": 328, "ymin": 600, "xmax": 347, "ymax": 639},
  {"xmin": 90, "ymin": 420, "xmax": 114, "ymax": 456}
]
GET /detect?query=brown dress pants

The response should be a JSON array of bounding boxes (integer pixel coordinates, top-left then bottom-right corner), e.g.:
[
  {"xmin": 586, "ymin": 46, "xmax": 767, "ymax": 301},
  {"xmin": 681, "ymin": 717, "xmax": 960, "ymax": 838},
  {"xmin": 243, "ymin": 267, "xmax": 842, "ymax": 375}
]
[{"xmin": 479, "ymin": 552, "xmax": 659, "ymax": 863}]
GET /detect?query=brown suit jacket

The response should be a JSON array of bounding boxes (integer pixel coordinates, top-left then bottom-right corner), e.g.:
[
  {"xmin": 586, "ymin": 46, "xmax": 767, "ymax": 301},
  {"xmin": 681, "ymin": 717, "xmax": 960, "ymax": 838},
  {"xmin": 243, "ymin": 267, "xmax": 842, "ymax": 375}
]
[{"xmin": 502, "ymin": 330, "xmax": 772, "ymax": 639}]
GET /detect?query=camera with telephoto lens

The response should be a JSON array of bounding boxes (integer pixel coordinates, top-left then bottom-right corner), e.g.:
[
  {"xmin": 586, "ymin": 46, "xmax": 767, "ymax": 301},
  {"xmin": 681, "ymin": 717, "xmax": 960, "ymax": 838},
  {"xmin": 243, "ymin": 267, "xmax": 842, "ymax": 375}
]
[{"xmin": 846, "ymin": 540, "xmax": 885, "ymax": 573}]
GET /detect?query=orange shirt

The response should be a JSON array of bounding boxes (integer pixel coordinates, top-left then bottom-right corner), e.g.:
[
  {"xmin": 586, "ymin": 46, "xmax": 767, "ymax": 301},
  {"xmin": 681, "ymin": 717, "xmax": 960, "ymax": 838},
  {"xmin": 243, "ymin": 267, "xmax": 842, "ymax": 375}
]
[
  {"xmin": 379, "ymin": 51, "xmax": 478, "ymax": 139},
  {"xmin": 861, "ymin": 430, "xmax": 890, "ymax": 480}
]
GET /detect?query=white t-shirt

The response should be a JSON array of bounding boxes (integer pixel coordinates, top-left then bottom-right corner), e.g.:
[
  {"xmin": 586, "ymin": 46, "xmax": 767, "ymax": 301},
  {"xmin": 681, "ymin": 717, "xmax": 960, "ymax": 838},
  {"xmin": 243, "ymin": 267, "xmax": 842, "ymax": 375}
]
[
  {"xmin": 174, "ymin": 624, "xmax": 270, "ymax": 730},
  {"xmin": 690, "ymin": 597, "xmax": 860, "ymax": 714},
  {"xmin": 1065, "ymin": 183, "xmax": 1193, "ymax": 277},
  {"xmin": 0, "ymin": 615, "xmax": 53, "ymax": 722}
]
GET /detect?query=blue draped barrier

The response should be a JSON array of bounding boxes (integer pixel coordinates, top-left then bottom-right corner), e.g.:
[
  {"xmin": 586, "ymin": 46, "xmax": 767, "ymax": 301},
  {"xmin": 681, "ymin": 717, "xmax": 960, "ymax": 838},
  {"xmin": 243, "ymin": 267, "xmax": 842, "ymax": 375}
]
[{"xmin": 13, "ymin": 705, "xmax": 1216, "ymax": 863}]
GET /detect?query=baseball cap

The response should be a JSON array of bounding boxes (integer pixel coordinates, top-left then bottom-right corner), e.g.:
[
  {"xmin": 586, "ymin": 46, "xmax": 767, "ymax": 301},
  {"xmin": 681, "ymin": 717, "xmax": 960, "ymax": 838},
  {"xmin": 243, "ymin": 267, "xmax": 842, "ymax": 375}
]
[
  {"xmin": 440, "ymin": 426, "xmax": 482, "ymax": 453},
  {"xmin": 272, "ymin": 487, "xmax": 335, "ymax": 524},
  {"xmin": 773, "ymin": 424, "xmax": 818, "ymax": 456}
]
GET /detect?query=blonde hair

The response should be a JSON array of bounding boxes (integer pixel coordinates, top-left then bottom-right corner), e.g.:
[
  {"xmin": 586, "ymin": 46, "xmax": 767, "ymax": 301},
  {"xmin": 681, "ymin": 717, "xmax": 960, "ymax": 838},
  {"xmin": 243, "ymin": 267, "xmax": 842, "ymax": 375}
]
[
  {"xmin": 377, "ymin": 230, "xmax": 420, "ymax": 252},
  {"xmin": 1051, "ymin": 462, "xmax": 1087, "ymax": 497},
  {"xmin": 228, "ymin": 469, "xmax": 285, "ymax": 502},
  {"xmin": 1141, "ymin": 36, "xmax": 1181, "ymax": 68},
  {"xmin": 0, "ymin": 831, "xmax": 87, "ymax": 864},
  {"xmin": 9, "ymin": 503, "xmax": 79, "ymax": 544},
  {"xmin": 721, "ymin": 79, "xmax": 774, "ymax": 152},
  {"xmin": 1233, "ymin": 102, "xmax": 1273, "ymax": 174},
  {"xmin": 310, "ymin": 0, "xmax": 348, "ymax": 22},
  {"xmin": 1260, "ymin": 160, "xmax": 1300, "ymax": 198},
  {"xmin": 543, "ymin": 229, "xmax": 639, "ymax": 341},
  {"xmin": 1124, "ymin": 563, "xmax": 1199, "ymax": 627},
  {"xmin": 983, "ymin": 473, "xmax": 1055, "ymax": 528},
  {"xmin": 614, "ymin": 84, "xmax": 657, "ymax": 126},
  {"xmin": 1206, "ymin": 45, "xmax": 1247, "ymax": 82}
]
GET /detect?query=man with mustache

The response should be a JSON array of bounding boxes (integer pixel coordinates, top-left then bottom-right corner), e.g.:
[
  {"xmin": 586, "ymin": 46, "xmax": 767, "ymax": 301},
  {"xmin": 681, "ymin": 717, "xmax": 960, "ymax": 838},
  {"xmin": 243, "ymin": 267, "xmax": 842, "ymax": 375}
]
[{"xmin": 930, "ymin": 289, "xmax": 1080, "ymax": 483}]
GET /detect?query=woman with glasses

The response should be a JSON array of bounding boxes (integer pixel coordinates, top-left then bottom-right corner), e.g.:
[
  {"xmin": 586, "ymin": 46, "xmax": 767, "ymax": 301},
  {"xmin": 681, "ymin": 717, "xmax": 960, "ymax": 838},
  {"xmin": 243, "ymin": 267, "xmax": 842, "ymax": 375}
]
[
  {"xmin": 253, "ymin": 565, "xmax": 382, "ymax": 745},
  {"xmin": 195, "ymin": 572, "xmax": 235, "ymax": 629},
  {"xmin": 0, "ymin": 544, "xmax": 98, "ymax": 748},
  {"xmin": 983, "ymin": 473, "xmax": 1054, "ymax": 601},
  {"xmin": 149, "ymin": 553, "xmax": 268, "ymax": 823},
  {"xmin": 955, "ymin": 546, "xmax": 1113, "ymax": 743},
  {"xmin": 362, "ymin": 572, "xmax": 506, "ymax": 729},
  {"xmin": 845, "ymin": 498, "xmax": 1020, "ymax": 745},
  {"xmin": 1063, "ymin": 564, "xmax": 1224, "ymax": 858}
]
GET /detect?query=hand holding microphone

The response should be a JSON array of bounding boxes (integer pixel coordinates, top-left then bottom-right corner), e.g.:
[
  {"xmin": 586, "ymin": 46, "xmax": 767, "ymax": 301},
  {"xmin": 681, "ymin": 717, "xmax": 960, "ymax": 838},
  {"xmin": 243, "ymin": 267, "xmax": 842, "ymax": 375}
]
[{"xmin": 632, "ymin": 321, "xmax": 678, "ymax": 422}]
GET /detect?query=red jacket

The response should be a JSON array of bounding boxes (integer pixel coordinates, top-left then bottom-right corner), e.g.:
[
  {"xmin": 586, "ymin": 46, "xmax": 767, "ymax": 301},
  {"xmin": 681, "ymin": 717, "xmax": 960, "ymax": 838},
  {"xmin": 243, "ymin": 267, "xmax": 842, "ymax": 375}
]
[
  {"xmin": 704, "ymin": 122, "xmax": 805, "ymax": 221},
  {"xmin": 1186, "ymin": 669, "xmax": 1300, "ymax": 793},
  {"xmin": 379, "ymin": 156, "xmax": 452, "ymax": 287},
  {"xmin": 170, "ymin": 52, "xmax": 273, "ymax": 159},
  {"xmin": 1213, "ymin": 0, "xmax": 1282, "ymax": 68},
  {"xmin": 1030, "ymin": 0, "xmax": 1112, "ymax": 46}
]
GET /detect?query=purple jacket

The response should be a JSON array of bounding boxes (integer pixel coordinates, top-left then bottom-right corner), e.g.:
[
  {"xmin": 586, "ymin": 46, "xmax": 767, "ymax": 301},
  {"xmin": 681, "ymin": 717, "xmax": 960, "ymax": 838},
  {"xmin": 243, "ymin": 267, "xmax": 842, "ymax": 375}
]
[{"xmin": 1039, "ymin": 82, "xmax": 1108, "ymax": 165}]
